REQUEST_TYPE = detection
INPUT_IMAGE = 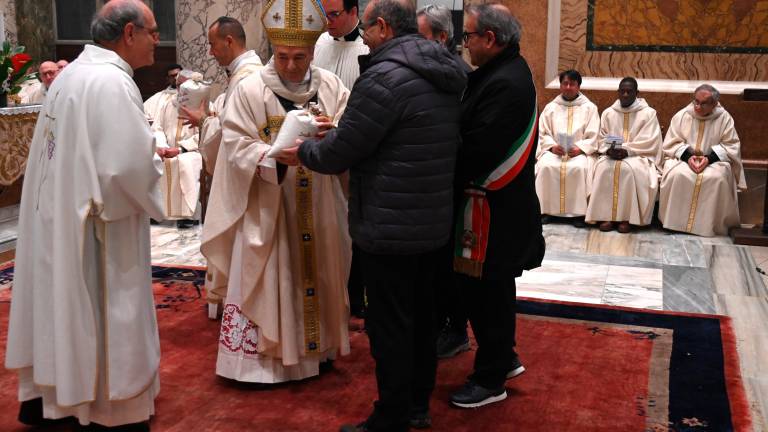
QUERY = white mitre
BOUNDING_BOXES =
[262,0,327,47]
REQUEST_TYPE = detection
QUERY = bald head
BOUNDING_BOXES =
[91,0,158,69]
[38,61,59,88]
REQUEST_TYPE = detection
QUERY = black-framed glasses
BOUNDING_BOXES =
[134,23,160,40]
[462,31,480,42]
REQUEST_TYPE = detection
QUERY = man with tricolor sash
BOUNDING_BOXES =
[450,3,544,409]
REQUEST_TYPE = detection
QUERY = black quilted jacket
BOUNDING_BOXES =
[299,33,467,255]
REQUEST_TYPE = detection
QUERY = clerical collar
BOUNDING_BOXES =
[334,21,362,42]
[227,50,257,74]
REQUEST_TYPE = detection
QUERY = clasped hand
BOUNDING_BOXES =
[273,115,334,167]
[551,145,582,158]
[607,147,628,160]
[687,155,709,174]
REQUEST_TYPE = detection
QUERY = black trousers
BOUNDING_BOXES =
[435,246,468,333]
[347,250,366,317]
[457,274,517,389]
[357,245,440,432]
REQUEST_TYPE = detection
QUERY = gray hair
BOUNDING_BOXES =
[417,5,454,50]
[695,84,720,102]
[91,0,146,44]
[466,3,521,46]
[366,0,418,38]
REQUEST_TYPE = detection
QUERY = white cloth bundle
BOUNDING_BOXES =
[177,71,210,115]
[266,109,319,158]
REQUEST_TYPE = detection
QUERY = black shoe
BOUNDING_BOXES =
[80,421,150,431]
[450,381,507,408]
[506,353,526,379]
[339,422,369,432]
[409,411,432,429]
[436,329,470,359]
[541,215,553,224]
[319,359,334,374]
[572,217,587,228]
[18,398,45,426]
[176,219,195,229]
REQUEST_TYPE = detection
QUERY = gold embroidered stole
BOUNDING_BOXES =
[559,106,574,214]
[686,121,707,232]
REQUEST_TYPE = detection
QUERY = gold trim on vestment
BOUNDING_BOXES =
[559,159,567,214]
[258,116,286,143]
[695,121,705,154]
[611,161,622,221]
[622,112,630,143]
[295,166,321,353]
[559,106,574,215]
[175,118,184,147]
[164,158,173,216]
[94,212,109,399]
[686,173,704,232]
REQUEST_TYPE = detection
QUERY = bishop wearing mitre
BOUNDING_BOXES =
[201,0,352,383]
[658,84,746,236]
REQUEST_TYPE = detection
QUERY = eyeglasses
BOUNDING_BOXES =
[693,99,714,108]
[326,10,345,20]
[134,23,160,41]
[462,31,480,42]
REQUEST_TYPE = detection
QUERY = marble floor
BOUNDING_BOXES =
[148,221,768,428]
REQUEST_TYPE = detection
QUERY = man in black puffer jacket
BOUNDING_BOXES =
[288,0,466,430]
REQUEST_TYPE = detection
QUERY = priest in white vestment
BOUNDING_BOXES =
[201,0,351,383]
[150,69,204,223]
[313,0,369,90]
[143,63,181,122]
[19,61,59,104]
[186,17,263,176]
[659,84,746,237]
[535,70,600,224]
[586,77,662,232]
[178,16,263,317]
[5,1,164,429]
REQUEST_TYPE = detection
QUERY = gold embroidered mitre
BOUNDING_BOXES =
[262,0,327,47]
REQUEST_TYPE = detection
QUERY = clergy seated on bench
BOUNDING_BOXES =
[535,69,600,227]
[148,68,204,229]
[585,77,663,233]
[658,84,746,237]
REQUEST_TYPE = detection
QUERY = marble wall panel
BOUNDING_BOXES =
[15,0,55,65]
[1,0,16,44]
[559,0,768,82]
[491,0,768,164]
[590,0,768,49]
[177,0,270,91]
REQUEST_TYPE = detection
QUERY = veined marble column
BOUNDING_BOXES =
[176,0,270,90]
[1,0,17,44]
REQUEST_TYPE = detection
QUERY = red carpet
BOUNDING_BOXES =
[0,263,752,431]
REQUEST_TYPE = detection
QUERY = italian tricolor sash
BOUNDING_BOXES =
[454,104,538,278]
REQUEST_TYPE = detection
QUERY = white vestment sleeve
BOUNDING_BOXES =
[91,79,164,222]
